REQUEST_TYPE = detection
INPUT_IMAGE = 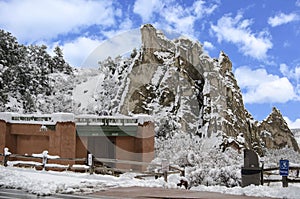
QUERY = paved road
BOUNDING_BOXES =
[91,186,278,199]
[0,188,107,199]
[1,187,278,199]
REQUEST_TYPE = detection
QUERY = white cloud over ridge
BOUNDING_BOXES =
[0,0,118,43]
[284,117,300,129]
[203,41,214,50]
[235,66,297,104]
[268,12,299,27]
[56,37,102,67]
[134,0,218,37]
[82,29,141,67]
[211,13,273,60]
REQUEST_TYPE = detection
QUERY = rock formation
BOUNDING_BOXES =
[117,24,299,154]
[259,107,299,151]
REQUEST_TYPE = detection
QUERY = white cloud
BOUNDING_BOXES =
[280,63,300,96]
[0,0,118,43]
[235,66,297,104]
[53,37,102,67]
[297,0,300,7]
[284,117,300,129]
[133,0,163,21]
[134,0,219,37]
[268,12,299,27]
[211,13,273,60]
[82,29,141,67]
[162,1,218,36]
[203,41,214,50]
[280,63,300,81]
[119,17,134,31]
[193,0,218,18]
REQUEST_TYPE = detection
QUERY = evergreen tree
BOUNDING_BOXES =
[0,29,25,67]
[0,29,74,113]
[27,45,52,95]
[52,46,73,74]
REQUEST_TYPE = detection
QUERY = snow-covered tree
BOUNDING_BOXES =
[52,46,73,74]
[0,29,74,113]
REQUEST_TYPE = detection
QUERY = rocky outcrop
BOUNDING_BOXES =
[259,107,299,152]
[116,24,298,154]
[120,24,205,134]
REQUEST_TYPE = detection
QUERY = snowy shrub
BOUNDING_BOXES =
[262,147,300,167]
[185,149,242,187]
[154,132,243,188]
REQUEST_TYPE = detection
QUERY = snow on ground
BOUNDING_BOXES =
[192,184,300,199]
[1,166,300,198]
[0,166,166,196]
[72,70,104,110]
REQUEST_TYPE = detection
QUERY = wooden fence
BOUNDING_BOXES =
[263,166,300,185]
[0,150,185,183]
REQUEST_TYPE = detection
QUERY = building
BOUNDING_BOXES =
[0,112,154,171]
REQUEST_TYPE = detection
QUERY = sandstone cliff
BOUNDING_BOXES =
[98,24,299,154]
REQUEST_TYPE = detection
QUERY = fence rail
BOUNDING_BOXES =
[0,150,184,182]
[263,166,300,172]
[262,166,300,186]
[94,157,160,166]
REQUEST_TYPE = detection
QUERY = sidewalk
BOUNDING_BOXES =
[92,186,277,199]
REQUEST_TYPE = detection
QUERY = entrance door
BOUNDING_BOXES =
[88,136,115,167]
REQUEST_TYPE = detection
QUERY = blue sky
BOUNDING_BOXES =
[0,0,300,128]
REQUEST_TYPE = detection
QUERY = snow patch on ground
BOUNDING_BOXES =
[73,71,104,111]
[192,184,300,199]
[0,166,166,196]
[0,166,300,198]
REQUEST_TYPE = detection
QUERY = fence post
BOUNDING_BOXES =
[42,150,48,170]
[261,161,264,185]
[181,166,185,177]
[4,147,11,167]
[88,153,94,175]
[163,171,168,182]
[161,159,169,182]
[282,176,288,187]
[279,159,289,187]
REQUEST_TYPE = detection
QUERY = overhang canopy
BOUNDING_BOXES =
[76,125,138,137]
